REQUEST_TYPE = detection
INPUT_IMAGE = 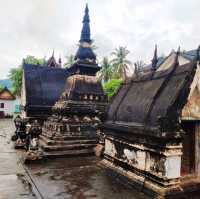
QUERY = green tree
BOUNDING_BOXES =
[9,55,45,96]
[64,55,75,68]
[111,46,132,80]
[23,55,46,65]
[134,60,146,75]
[98,57,112,82]
[103,79,123,100]
[9,67,23,96]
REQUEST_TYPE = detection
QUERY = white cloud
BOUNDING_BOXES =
[0,0,199,78]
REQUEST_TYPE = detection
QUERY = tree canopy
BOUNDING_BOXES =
[23,55,46,65]
[64,55,75,68]
[98,57,112,82]
[103,79,123,100]
[111,46,132,80]
[8,55,45,96]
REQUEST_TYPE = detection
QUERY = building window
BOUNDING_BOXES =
[0,103,4,108]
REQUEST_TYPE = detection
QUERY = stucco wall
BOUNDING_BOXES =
[0,100,15,115]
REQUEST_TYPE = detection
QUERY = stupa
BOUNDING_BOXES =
[39,4,108,157]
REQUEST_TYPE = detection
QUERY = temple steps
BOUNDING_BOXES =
[39,139,97,152]
[40,132,97,141]
[39,134,98,145]
[42,148,94,158]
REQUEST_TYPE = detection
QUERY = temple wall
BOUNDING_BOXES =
[104,136,182,181]
[182,63,200,120]
[165,156,181,179]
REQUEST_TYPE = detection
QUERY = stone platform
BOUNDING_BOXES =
[39,116,101,158]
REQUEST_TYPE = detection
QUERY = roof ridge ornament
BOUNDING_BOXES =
[174,46,180,66]
[46,50,59,67]
[58,55,62,67]
[196,45,200,62]
[151,44,158,71]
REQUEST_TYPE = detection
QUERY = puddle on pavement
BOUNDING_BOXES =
[26,157,150,199]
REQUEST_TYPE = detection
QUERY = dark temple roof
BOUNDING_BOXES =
[144,48,200,71]
[68,60,100,76]
[106,60,197,133]
[23,64,69,115]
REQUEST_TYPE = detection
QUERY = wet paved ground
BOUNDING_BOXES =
[27,157,150,199]
[0,119,35,199]
[0,119,150,199]
[3,119,200,199]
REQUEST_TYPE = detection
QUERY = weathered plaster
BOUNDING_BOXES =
[165,156,181,179]
[182,63,200,120]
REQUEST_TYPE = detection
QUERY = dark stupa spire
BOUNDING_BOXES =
[80,4,91,43]
[152,44,158,70]
[74,4,96,63]
[68,4,100,76]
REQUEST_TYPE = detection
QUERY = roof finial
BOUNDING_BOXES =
[174,46,180,66]
[80,4,91,43]
[58,55,62,67]
[196,45,200,62]
[151,44,158,70]
[177,46,180,54]
[52,49,55,57]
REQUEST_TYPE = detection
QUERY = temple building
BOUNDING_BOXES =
[46,51,62,68]
[21,53,69,120]
[102,47,200,198]
[39,4,108,157]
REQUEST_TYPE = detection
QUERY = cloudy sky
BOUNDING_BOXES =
[0,0,199,78]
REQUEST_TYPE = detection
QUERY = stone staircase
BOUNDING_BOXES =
[39,125,99,158]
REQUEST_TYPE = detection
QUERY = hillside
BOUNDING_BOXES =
[0,79,13,90]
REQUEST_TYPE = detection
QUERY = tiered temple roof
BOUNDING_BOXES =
[105,50,198,134]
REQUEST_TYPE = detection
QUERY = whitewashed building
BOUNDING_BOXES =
[0,87,16,117]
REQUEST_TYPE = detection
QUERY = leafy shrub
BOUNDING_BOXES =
[103,79,123,100]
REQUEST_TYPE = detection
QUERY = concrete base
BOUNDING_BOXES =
[101,159,200,199]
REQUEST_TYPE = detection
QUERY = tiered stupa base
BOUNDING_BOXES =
[39,115,101,158]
